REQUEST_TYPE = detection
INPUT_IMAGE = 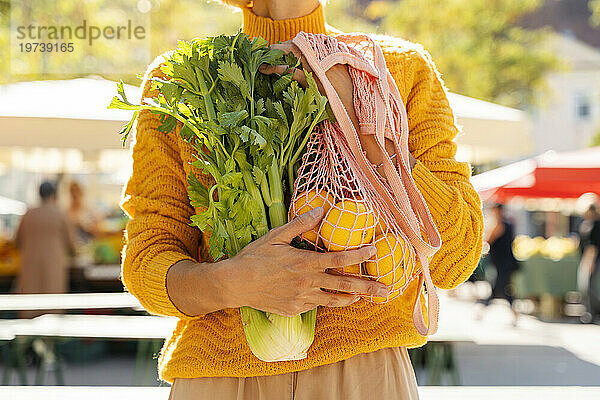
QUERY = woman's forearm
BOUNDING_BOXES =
[326,65,416,171]
[166,259,234,316]
[164,212,385,318]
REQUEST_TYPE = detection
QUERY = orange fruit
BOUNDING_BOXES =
[374,218,388,236]
[340,263,362,275]
[365,233,412,303]
[320,200,375,251]
[293,189,334,245]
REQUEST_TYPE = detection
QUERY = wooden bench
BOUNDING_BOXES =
[1,314,177,386]
[0,294,156,386]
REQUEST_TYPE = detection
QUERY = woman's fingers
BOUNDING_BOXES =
[313,291,361,308]
[259,64,308,88]
[267,207,324,244]
[317,273,389,297]
[259,40,315,89]
[317,245,377,269]
[271,41,304,61]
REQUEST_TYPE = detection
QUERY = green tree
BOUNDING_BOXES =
[590,129,600,147]
[0,0,242,85]
[589,0,600,147]
[591,0,600,26]
[2,0,560,108]
[378,0,559,108]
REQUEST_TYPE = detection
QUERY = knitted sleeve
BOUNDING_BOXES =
[388,46,484,289]
[119,56,199,318]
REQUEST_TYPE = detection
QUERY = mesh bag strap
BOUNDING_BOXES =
[292,32,441,336]
[370,38,441,335]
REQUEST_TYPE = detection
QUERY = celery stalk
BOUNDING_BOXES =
[238,155,317,362]
[241,169,269,237]
[111,33,327,363]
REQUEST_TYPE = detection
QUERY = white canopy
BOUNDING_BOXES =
[447,93,532,164]
[0,195,27,215]
[0,78,141,151]
[0,78,531,163]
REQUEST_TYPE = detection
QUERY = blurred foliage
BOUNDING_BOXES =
[512,235,578,261]
[0,0,242,85]
[582,0,600,147]
[377,0,559,108]
[591,0,600,26]
[1,0,560,109]
[0,1,8,81]
[8,1,152,77]
[590,127,600,147]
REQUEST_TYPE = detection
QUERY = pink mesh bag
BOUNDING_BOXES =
[289,32,442,336]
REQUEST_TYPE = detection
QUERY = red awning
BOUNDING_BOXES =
[472,147,600,202]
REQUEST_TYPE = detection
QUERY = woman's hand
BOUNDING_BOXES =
[219,207,389,317]
[167,207,387,317]
[259,40,360,133]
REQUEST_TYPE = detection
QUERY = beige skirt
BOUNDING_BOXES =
[168,347,419,400]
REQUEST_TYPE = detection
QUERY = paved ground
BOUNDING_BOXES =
[1,355,158,387]
[432,285,600,386]
[1,284,599,386]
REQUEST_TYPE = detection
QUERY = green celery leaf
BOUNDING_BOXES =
[116,110,138,144]
[218,61,251,100]
[223,172,243,188]
[251,165,265,185]
[172,63,198,92]
[273,101,288,132]
[241,126,266,148]
[156,114,178,133]
[190,211,212,232]
[176,40,193,57]
[208,230,225,261]
[250,36,269,52]
[187,173,209,210]
[273,73,293,96]
[219,110,249,127]
[179,124,195,141]
[255,98,265,115]
[108,96,138,111]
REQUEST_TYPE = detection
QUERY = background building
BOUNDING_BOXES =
[530,34,600,154]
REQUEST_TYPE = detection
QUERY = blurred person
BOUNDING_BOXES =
[120,1,484,398]
[577,204,600,323]
[67,181,100,245]
[479,203,520,325]
[13,181,77,319]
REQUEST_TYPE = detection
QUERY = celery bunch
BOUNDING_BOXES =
[110,32,330,361]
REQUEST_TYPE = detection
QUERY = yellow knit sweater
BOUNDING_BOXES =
[120,3,483,382]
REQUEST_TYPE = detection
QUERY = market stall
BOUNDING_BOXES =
[511,235,581,319]
[472,147,600,202]
[472,148,600,319]
[0,78,138,293]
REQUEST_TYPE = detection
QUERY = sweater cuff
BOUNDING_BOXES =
[411,160,457,229]
[143,251,196,319]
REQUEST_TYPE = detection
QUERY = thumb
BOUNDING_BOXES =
[270,207,325,244]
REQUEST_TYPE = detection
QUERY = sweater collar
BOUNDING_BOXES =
[242,3,327,44]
